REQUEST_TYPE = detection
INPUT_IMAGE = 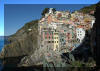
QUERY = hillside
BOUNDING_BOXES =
[79,2,100,14]
[0,20,39,58]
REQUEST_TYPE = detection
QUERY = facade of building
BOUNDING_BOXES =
[76,28,85,43]
[38,8,95,52]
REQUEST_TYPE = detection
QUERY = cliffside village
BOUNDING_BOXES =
[38,8,95,53]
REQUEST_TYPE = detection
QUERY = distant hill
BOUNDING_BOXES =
[79,2,100,14]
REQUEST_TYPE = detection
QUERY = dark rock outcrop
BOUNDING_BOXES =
[71,30,93,62]
[94,2,100,67]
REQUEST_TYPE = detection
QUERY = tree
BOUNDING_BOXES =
[41,8,49,16]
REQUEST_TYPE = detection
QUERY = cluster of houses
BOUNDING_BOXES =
[38,8,95,53]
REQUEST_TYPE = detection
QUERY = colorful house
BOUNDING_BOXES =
[38,8,95,52]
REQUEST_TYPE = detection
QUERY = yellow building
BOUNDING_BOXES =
[53,31,59,51]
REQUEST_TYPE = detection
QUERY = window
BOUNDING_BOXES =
[78,34,80,36]
[64,30,66,32]
[49,36,50,39]
[77,39,79,42]
[44,28,46,30]
[52,41,54,43]
[62,39,64,41]
[55,30,56,32]
[57,41,58,43]
[48,41,51,43]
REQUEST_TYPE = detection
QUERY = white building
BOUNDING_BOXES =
[91,20,95,28]
[76,28,85,43]
[47,22,56,30]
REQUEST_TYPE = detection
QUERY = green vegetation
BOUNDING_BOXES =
[22,20,38,30]
[79,2,100,14]
[79,4,96,14]
[41,8,49,16]
[19,20,38,34]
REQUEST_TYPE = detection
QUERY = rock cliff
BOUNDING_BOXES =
[0,20,38,58]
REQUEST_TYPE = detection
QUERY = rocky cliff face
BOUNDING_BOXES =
[0,20,38,58]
